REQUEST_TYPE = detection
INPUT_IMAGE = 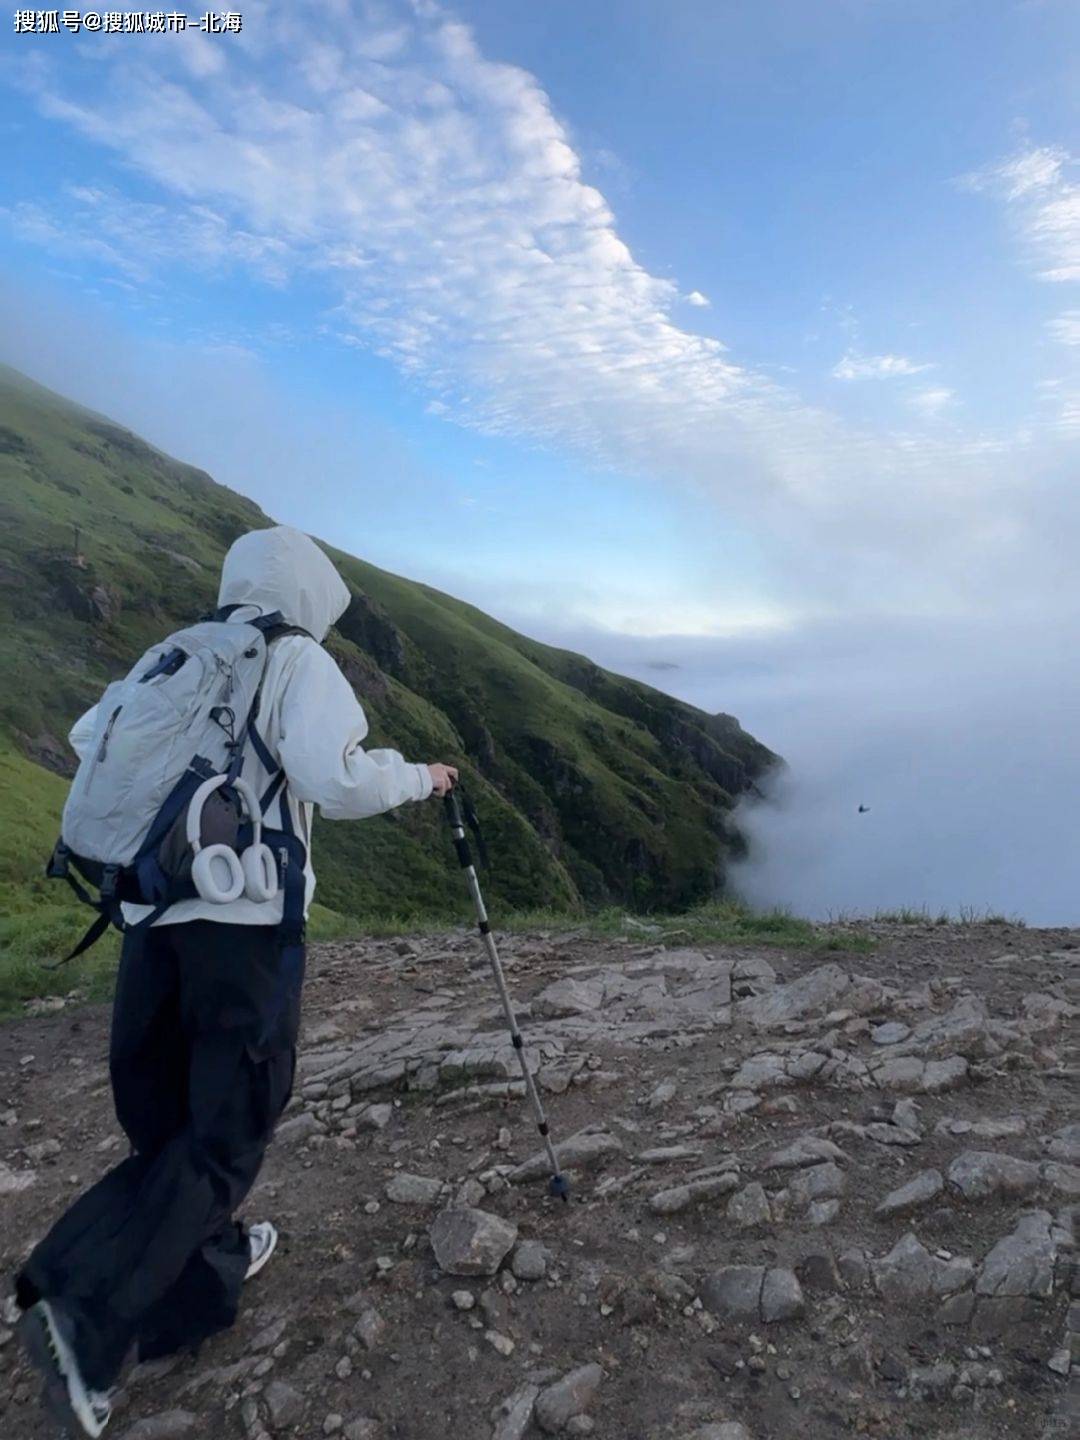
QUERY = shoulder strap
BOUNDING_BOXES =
[238,619,313,793]
[260,622,312,644]
[204,604,314,646]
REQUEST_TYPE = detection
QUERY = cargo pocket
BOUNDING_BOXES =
[244,1042,297,1145]
[247,941,306,1063]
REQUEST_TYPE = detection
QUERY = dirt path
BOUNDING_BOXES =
[1,921,1078,1440]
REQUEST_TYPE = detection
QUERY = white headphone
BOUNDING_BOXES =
[187,775,279,905]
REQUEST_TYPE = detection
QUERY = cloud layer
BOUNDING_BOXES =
[5,3,1075,624]
[548,613,1080,926]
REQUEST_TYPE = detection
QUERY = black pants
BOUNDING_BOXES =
[16,921,303,1390]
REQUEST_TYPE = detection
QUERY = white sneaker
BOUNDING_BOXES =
[245,1221,278,1281]
[18,1298,112,1437]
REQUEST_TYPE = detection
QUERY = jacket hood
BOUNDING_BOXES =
[217,526,351,642]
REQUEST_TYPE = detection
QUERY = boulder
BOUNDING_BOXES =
[265,1380,305,1428]
[976,1211,1057,1299]
[872,1233,974,1303]
[0,1160,35,1195]
[907,1363,956,1403]
[352,1307,386,1351]
[650,1172,739,1215]
[532,977,605,1019]
[735,964,852,1028]
[937,1114,1025,1141]
[700,1266,764,1319]
[838,1248,871,1288]
[920,1057,970,1093]
[511,1127,622,1183]
[1043,1162,1080,1199]
[946,1151,1041,1202]
[492,1385,540,1440]
[760,1268,805,1322]
[807,1198,841,1227]
[726,1183,771,1230]
[511,1240,552,1281]
[871,1022,911,1045]
[385,1173,444,1206]
[700,1266,804,1323]
[1047,1123,1080,1165]
[728,1054,790,1091]
[430,1207,518,1277]
[343,1422,381,1440]
[534,1364,604,1434]
[646,1081,678,1110]
[875,1170,944,1218]
[898,994,994,1059]
[762,1136,848,1170]
[870,1057,925,1092]
[788,1162,845,1206]
[275,1112,322,1146]
[123,1415,198,1440]
[1019,992,1074,1033]
[355,1104,393,1132]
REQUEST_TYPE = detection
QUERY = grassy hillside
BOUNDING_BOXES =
[0,363,779,983]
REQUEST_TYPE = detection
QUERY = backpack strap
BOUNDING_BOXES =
[254,826,308,1050]
[231,617,313,818]
[205,604,312,646]
[44,846,128,968]
[245,723,278,779]
[253,617,312,644]
[260,768,287,816]
[221,616,310,784]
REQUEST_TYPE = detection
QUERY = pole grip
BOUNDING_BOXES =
[444,790,472,868]
[444,791,465,829]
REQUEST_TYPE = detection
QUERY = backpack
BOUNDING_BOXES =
[47,607,309,963]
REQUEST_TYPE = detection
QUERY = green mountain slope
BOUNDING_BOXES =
[0,363,778,934]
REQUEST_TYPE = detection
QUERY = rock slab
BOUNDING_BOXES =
[700,1267,804,1323]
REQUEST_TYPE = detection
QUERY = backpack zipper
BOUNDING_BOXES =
[97,705,122,764]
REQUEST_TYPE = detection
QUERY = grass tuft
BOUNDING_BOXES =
[493,899,874,953]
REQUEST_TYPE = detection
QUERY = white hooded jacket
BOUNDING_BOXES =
[68,526,433,927]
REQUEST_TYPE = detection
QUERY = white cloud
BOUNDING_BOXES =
[966,145,1080,282]
[909,386,955,414]
[1054,385,1080,429]
[685,289,711,307]
[2,3,1075,620]
[2,186,292,284]
[177,31,226,80]
[1047,310,1080,346]
[832,353,932,381]
[967,145,1068,201]
[969,149,1080,438]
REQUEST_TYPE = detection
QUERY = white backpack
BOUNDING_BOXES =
[49,610,306,959]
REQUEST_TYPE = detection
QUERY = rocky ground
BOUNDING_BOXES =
[1,920,1078,1440]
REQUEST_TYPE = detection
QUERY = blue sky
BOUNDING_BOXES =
[2,1,1078,917]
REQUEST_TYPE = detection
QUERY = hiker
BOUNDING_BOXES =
[14,525,458,1437]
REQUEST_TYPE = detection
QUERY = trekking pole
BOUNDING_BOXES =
[443,789,570,1202]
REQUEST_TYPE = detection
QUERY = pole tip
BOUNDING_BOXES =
[548,1174,571,1202]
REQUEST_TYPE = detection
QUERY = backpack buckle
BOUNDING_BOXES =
[46,842,71,880]
[100,865,120,901]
